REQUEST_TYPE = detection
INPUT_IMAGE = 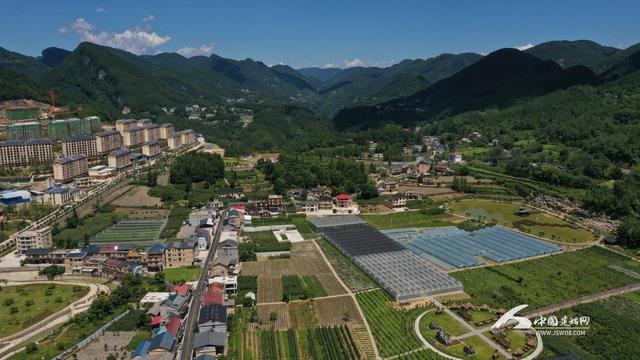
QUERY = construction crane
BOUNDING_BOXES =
[48,90,56,110]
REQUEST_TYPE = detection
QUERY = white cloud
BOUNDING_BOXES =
[344,58,364,67]
[71,18,95,32]
[177,44,215,57]
[142,15,155,22]
[322,63,336,69]
[59,17,171,55]
[515,43,534,51]
[84,29,171,54]
[95,6,105,13]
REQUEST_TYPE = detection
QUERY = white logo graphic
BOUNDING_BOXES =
[491,304,532,330]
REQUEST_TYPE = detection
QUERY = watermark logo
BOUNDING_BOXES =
[492,304,590,336]
[492,304,532,330]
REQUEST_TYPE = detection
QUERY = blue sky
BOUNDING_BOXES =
[1,0,639,68]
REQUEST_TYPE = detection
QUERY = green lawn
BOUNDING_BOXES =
[362,212,457,230]
[448,199,595,243]
[163,266,202,283]
[248,214,316,238]
[244,231,291,252]
[54,211,127,247]
[453,246,640,310]
[0,284,88,338]
[420,310,469,337]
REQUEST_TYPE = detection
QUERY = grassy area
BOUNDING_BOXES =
[448,198,595,243]
[163,266,202,283]
[245,231,291,252]
[54,210,126,247]
[127,330,151,350]
[419,310,469,337]
[248,214,316,238]
[362,212,458,230]
[453,246,640,310]
[8,314,117,360]
[160,206,191,239]
[0,284,88,338]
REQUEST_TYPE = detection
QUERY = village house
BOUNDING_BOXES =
[385,193,408,210]
[218,187,244,199]
[306,186,332,201]
[197,303,228,333]
[164,239,199,268]
[194,332,226,358]
[449,151,463,163]
[377,179,400,195]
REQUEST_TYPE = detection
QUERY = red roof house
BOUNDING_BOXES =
[150,315,163,327]
[203,290,224,306]
[166,316,182,334]
[173,283,192,297]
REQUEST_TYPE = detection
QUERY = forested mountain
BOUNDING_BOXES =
[333,48,599,129]
[39,47,72,67]
[526,40,620,69]
[297,67,343,83]
[310,53,481,115]
[0,39,636,123]
[0,68,48,101]
[0,47,50,79]
[598,45,640,81]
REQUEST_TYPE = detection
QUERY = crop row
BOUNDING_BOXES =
[356,290,423,357]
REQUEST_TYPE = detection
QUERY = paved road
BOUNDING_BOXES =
[180,210,226,360]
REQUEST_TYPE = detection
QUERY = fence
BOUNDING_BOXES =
[52,309,131,360]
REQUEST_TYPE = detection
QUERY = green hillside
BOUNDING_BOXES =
[333,48,599,129]
[526,40,620,69]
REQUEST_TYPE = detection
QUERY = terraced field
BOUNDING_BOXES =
[90,219,166,244]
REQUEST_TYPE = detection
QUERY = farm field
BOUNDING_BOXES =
[111,185,163,207]
[250,303,291,331]
[315,295,364,327]
[355,289,426,358]
[316,238,377,292]
[0,284,89,338]
[90,219,166,245]
[163,266,202,283]
[244,241,347,303]
[54,210,127,246]
[447,199,595,243]
[258,276,283,303]
[541,294,640,360]
[453,246,640,310]
[362,212,459,230]
[254,326,362,360]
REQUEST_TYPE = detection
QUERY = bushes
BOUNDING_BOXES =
[169,152,224,185]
